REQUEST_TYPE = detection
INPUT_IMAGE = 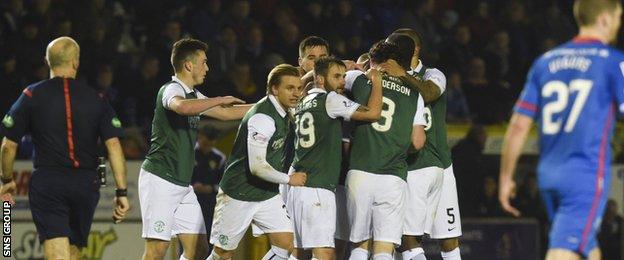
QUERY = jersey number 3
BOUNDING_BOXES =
[542,79,592,134]
[372,97,396,132]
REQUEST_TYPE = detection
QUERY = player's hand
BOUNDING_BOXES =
[219,96,246,107]
[379,59,407,77]
[499,177,521,217]
[365,68,381,81]
[343,60,364,71]
[0,180,16,206]
[112,196,130,224]
[288,172,307,186]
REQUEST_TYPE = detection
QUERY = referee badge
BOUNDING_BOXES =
[2,115,13,128]
[111,118,122,128]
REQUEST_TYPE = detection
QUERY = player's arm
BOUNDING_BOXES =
[163,86,244,116]
[381,59,444,103]
[350,68,383,122]
[411,94,427,150]
[499,113,533,217]
[0,89,33,204]
[247,114,306,186]
[201,104,254,121]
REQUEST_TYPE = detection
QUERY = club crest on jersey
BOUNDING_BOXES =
[188,115,200,130]
[272,137,285,149]
[2,115,13,128]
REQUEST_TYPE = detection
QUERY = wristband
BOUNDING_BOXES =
[115,188,128,197]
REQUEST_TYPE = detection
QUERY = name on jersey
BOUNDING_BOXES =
[548,56,592,73]
[295,99,318,113]
[382,79,411,96]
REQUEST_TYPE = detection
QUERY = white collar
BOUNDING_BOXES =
[307,88,327,94]
[411,59,424,74]
[171,76,194,94]
[268,95,287,118]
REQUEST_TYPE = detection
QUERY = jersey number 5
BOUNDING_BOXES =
[542,79,592,134]
[296,112,316,148]
[372,97,396,132]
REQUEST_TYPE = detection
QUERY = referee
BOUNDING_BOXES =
[0,37,130,259]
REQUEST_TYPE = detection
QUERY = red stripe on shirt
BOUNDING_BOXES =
[572,37,604,44]
[22,88,32,98]
[516,100,537,112]
[579,105,613,253]
[63,78,80,168]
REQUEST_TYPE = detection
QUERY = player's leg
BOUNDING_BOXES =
[174,187,210,259]
[545,249,581,260]
[68,171,101,260]
[372,174,407,260]
[139,169,189,260]
[207,189,257,259]
[254,195,296,259]
[346,170,375,260]
[69,245,81,260]
[334,185,351,259]
[43,237,70,259]
[546,178,609,260]
[29,170,73,259]
[401,167,444,260]
[430,167,462,260]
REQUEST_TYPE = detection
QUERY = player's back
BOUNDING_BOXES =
[516,38,624,187]
[347,70,421,180]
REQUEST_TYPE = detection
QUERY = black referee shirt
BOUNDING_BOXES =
[0,77,124,170]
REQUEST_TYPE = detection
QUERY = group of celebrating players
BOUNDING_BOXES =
[137,25,462,260]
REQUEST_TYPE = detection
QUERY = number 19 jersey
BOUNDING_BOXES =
[515,38,624,187]
[345,70,425,180]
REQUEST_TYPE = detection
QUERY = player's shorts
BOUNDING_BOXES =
[139,169,206,241]
[210,189,293,251]
[540,173,609,257]
[29,168,100,247]
[334,185,351,241]
[404,166,444,236]
[346,169,407,245]
[430,165,462,239]
[287,186,336,249]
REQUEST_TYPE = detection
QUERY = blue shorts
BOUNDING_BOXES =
[540,177,608,257]
[29,168,100,247]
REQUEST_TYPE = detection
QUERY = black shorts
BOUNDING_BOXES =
[28,168,100,247]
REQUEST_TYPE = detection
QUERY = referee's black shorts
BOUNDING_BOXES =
[28,168,100,247]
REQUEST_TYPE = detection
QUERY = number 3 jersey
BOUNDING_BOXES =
[291,88,360,191]
[345,70,426,180]
[515,38,624,187]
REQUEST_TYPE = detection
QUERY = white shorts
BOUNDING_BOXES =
[430,165,462,239]
[346,170,407,245]
[287,186,336,249]
[334,185,350,241]
[404,167,444,236]
[139,169,206,241]
[210,189,293,250]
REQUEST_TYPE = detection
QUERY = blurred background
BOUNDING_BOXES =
[1,0,623,259]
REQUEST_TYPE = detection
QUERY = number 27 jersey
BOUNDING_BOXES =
[515,38,624,184]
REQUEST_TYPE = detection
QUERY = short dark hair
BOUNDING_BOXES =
[314,57,346,78]
[171,38,208,72]
[198,125,219,140]
[573,0,621,26]
[392,28,423,49]
[298,36,330,58]
[266,64,300,94]
[385,33,415,70]
[369,41,402,68]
